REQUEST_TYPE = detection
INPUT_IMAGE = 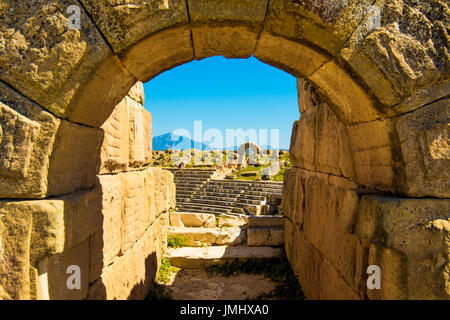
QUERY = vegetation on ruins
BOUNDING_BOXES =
[167,235,190,248]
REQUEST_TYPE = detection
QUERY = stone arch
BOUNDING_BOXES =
[0,0,448,300]
[237,142,262,165]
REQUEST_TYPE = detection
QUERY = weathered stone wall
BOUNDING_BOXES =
[283,79,449,299]
[0,84,175,300]
[0,0,448,300]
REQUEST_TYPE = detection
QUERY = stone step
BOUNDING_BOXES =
[216,214,248,227]
[175,182,206,188]
[196,192,265,201]
[170,212,216,228]
[168,227,246,247]
[196,188,244,195]
[247,227,284,247]
[194,195,240,202]
[247,215,285,228]
[166,246,283,268]
[206,184,282,193]
[176,186,200,192]
[210,180,283,188]
[237,198,265,205]
[169,169,217,173]
[174,177,209,183]
[175,207,224,216]
[178,203,231,214]
[189,198,238,207]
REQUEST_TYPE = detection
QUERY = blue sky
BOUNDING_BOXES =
[143,56,299,150]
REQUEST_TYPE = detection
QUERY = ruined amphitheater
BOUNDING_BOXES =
[0,0,449,300]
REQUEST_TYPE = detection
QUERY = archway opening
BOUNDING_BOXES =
[1,0,448,301]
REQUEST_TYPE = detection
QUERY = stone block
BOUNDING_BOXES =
[89,175,123,282]
[80,0,189,52]
[341,0,450,111]
[247,228,284,246]
[0,82,102,198]
[99,97,130,174]
[264,0,375,55]
[121,170,150,253]
[35,238,90,300]
[395,98,450,198]
[189,0,268,59]
[87,215,166,300]
[355,195,450,299]
[247,215,284,228]
[170,212,216,228]
[310,61,380,123]
[0,0,134,127]
[122,26,194,82]
[217,214,248,227]
[254,32,329,78]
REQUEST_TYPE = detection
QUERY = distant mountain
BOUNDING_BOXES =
[152,133,289,151]
[152,132,211,151]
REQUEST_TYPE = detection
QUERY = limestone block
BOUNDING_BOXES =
[87,215,166,300]
[216,227,246,246]
[122,26,194,82]
[127,82,145,105]
[254,32,329,78]
[341,0,450,111]
[264,0,375,55]
[366,244,408,300]
[0,82,57,198]
[247,215,284,228]
[121,170,150,253]
[283,168,360,286]
[120,168,175,254]
[297,78,321,114]
[168,227,246,246]
[0,0,135,127]
[395,98,450,198]
[89,175,123,282]
[292,228,362,300]
[309,61,381,123]
[281,167,304,229]
[290,98,357,178]
[0,82,103,198]
[0,207,33,300]
[80,0,189,53]
[99,88,152,174]
[35,238,90,300]
[302,172,360,285]
[127,97,152,166]
[46,120,103,196]
[0,187,102,274]
[289,109,316,170]
[151,168,176,213]
[99,97,130,174]
[143,109,153,164]
[188,0,268,59]
[217,214,248,228]
[127,97,145,164]
[355,195,450,299]
[347,118,399,191]
[247,228,284,246]
[170,212,216,228]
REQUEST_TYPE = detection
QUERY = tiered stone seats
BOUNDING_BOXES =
[170,168,283,216]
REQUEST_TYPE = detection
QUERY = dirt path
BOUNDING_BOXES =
[159,268,279,300]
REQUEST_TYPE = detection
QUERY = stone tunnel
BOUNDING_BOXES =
[0,0,448,299]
